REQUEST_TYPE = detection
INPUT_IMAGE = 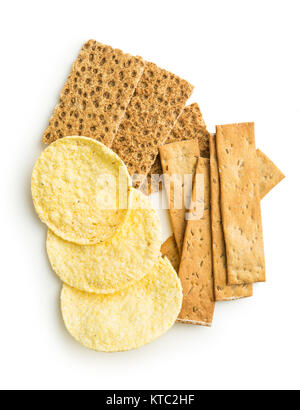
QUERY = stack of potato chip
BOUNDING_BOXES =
[32,136,183,352]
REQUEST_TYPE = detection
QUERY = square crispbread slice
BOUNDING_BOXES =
[177,158,215,326]
[141,103,210,195]
[161,235,180,274]
[257,149,285,199]
[42,40,145,146]
[216,123,266,285]
[111,62,194,185]
[210,134,253,301]
[160,139,200,254]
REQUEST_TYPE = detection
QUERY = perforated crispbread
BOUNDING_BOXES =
[32,136,131,245]
[216,123,266,285]
[143,103,210,194]
[111,62,194,185]
[47,189,162,294]
[61,257,183,352]
[42,40,145,146]
[160,139,200,254]
[177,158,215,326]
[210,134,253,301]
[257,149,285,198]
[161,235,180,273]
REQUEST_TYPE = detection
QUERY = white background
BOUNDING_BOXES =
[0,0,299,390]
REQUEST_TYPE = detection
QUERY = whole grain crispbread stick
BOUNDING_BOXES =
[160,139,200,254]
[177,158,215,326]
[210,133,253,300]
[257,149,285,199]
[161,235,181,274]
[216,123,266,285]
[161,143,284,301]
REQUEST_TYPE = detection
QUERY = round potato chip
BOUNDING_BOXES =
[32,136,131,245]
[47,189,162,294]
[61,257,183,352]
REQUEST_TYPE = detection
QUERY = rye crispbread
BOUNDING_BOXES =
[177,158,215,326]
[160,139,200,254]
[43,40,145,146]
[111,62,194,186]
[216,123,266,285]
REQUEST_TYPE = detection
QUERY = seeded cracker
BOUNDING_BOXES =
[161,144,284,301]
[111,62,194,186]
[160,139,200,254]
[257,149,285,198]
[216,123,266,285]
[177,158,215,326]
[210,134,253,300]
[43,40,145,147]
[161,235,180,273]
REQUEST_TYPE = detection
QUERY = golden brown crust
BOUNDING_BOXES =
[112,62,194,185]
[161,235,180,273]
[42,40,145,146]
[257,149,285,198]
[216,123,266,285]
[210,136,284,299]
[160,142,283,303]
[160,139,200,254]
[178,158,215,326]
[209,134,253,301]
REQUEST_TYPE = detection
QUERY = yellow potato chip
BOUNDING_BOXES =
[61,257,183,352]
[32,136,131,245]
[47,189,162,294]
